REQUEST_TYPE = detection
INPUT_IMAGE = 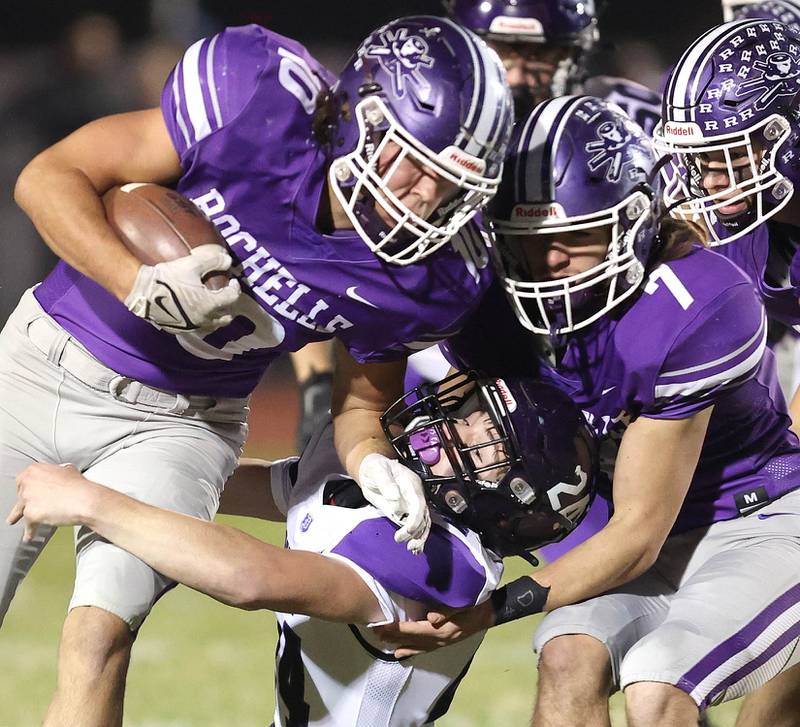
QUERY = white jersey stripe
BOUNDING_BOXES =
[182,37,213,143]
[171,61,191,148]
[205,33,223,129]
[659,311,766,378]
[654,321,766,399]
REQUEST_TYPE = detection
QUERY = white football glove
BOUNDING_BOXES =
[125,244,241,334]
[358,453,432,555]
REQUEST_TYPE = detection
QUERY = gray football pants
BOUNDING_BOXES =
[0,289,248,629]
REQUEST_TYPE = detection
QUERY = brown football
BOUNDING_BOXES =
[102,183,230,290]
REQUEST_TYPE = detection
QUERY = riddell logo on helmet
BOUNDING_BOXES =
[511,203,566,219]
[495,379,517,413]
[440,146,487,175]
[488,16,545,38]
[663,121,702,139]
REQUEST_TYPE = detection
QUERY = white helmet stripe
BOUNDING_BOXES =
[447,18,510,162]
[522,96,580,202]
[668,22,744,122]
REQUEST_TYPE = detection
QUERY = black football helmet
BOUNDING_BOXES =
[381,370,596,563]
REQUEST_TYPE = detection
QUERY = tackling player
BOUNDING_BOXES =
[1,17,513,726]
[9,372,596,727]
[291,0,666,431]
[377,97,800,726]
[658,8,800,727]
[445,0,663,133]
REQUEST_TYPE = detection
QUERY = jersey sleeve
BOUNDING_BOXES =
[160,24,334,162]
[645,282,767,419]
[329,518,501,609]
[161,26,263,159]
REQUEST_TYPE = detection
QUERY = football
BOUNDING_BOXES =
[102,183,230,290]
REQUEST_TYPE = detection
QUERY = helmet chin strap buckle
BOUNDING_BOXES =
[408,426,443,466]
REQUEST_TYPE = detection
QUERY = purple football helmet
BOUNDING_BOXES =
[445,1,599,117]
[382,370,596,561]
[445,0,598,45]
[722,0,800,31]
[656,19,800,244]
[488,95,662,335]
[328,16,514,265]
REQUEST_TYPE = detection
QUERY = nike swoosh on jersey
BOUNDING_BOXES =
[345,286,379,308]
[757,512,796,520]
[601,386,616,396]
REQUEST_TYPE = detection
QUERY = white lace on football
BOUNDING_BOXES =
[489,190,653,335]
[329,97,501,265]
[654,114,794,245]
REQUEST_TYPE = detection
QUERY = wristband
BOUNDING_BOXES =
[489,576,550,626]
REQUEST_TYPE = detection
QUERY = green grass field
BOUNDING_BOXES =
[0,520,744,727]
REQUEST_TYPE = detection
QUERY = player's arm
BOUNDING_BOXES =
[9,464,385,624]
[14,109,182,301]
[377,408,712,654]
[331,340,405,473]
[331,341,431,552]
[291,341,335,452]
[217,458,287,521]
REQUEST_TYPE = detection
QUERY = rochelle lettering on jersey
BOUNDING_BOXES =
[192,188,354,335]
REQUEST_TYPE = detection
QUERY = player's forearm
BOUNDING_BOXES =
[333,407,396,478]
[15,158,140,301]
[81,484,289,609]
[217,458,286,521]
[528,515,662,612]
[82,484,379,622]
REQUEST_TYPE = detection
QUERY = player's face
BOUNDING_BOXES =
[696,146,763,216]
[523,226,612,282]
[429,409,510,483]
[489,40,573,105]
[374,141,461,226]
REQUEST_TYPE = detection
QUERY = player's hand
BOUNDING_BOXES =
[374,601,494,657]
[7,463,95,542]
[357,453,432,554]
[125,244,241,334]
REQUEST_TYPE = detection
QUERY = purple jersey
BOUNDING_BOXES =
[584,75,662,137]
[33,25,492,398]
[714,221,800,333]
[449,246,800,534]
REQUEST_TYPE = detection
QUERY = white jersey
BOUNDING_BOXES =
[269,421,503,727]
